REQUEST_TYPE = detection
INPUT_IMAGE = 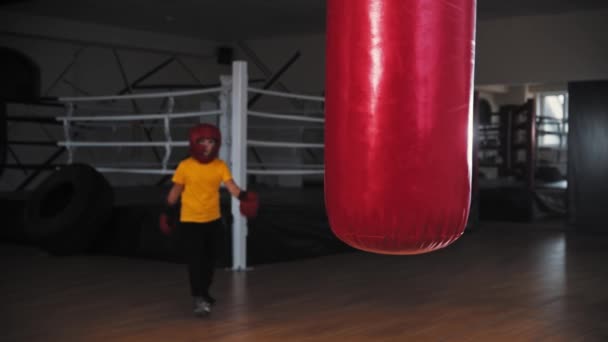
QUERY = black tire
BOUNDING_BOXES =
[23,164,113,255]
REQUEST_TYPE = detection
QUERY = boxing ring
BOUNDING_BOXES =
[54,61,325,270]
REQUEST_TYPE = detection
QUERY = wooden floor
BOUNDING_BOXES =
[2,221,607,341]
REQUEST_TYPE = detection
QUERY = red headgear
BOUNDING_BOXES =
[189,123,221,163]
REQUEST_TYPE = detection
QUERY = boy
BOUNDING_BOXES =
[160,123,258,316]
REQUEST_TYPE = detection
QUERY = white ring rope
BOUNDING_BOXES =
[59,140,324,149]
[58,141,189,147]
[248,87,325,102]
[57,110,222,122]
[247,140,324,149]
[95,167,324,176]
[96,167,176,175]
[97,161,172,167]
[58,87,223,102]
[52,66,329,180]
[248,162,324,169]
[70,122,208,129]
[72,105,138,113]
[248,110,324,123]
[247,169,324,176]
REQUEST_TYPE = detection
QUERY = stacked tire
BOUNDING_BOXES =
[23,164,113,255]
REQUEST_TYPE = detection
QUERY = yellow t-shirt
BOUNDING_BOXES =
[172,157,233,223]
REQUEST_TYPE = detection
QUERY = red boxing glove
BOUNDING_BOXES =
[159,213,174,236]
[159,204,178,236]
[238,191,259,219]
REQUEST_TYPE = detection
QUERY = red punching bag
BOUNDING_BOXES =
[325,0,476,254]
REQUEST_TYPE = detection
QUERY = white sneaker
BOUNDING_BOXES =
[193,297,211,316]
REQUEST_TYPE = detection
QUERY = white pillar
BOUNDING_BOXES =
[230,61,248,271]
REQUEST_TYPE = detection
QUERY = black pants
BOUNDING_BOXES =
[178,219,222,297]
